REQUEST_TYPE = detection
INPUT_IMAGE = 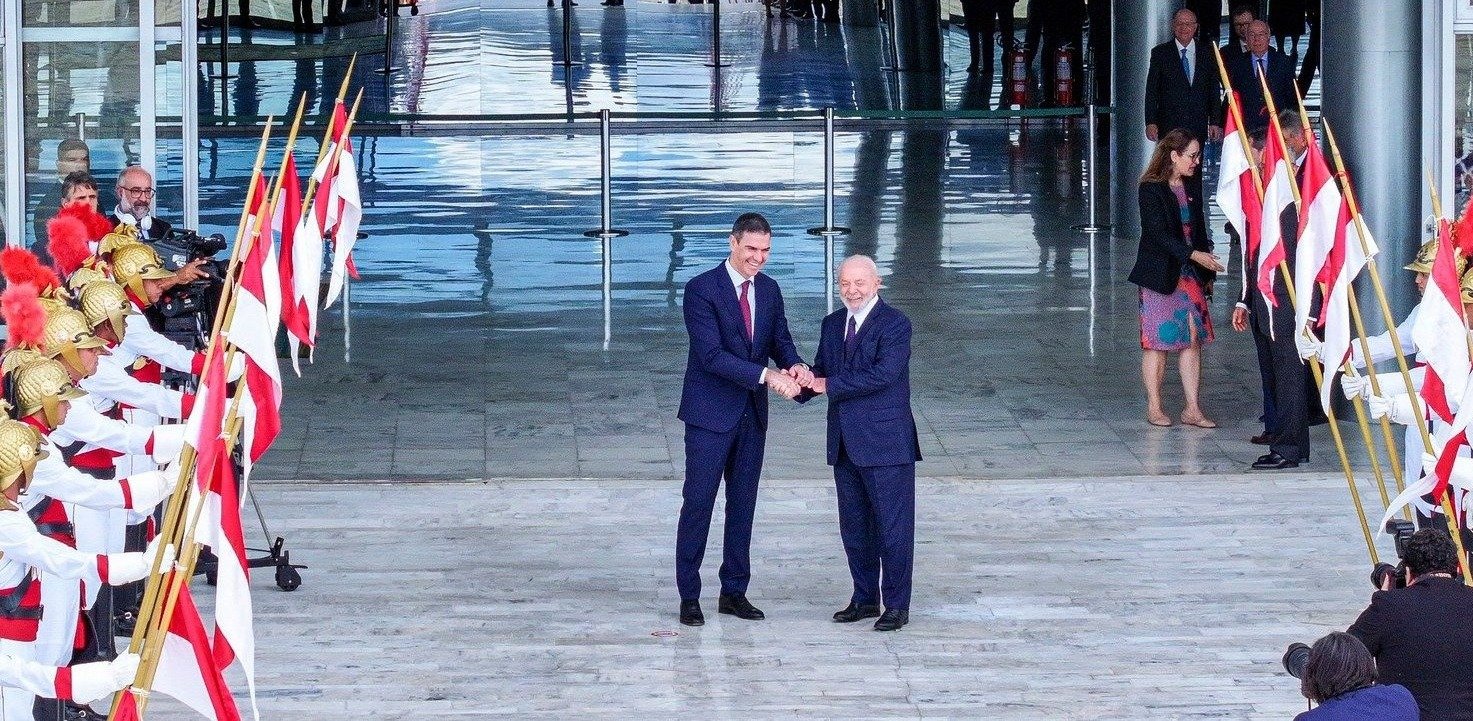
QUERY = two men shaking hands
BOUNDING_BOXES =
[675,212,921,632]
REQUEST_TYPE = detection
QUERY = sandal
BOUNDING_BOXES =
[1147,412,1172,427]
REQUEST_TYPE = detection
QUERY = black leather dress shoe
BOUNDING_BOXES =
[679,600,704,627]
[717,594,765,620]
[832,602,881,623]
[874,608,908,631]
[1251,452,1299,470]
[1250,432,1276,445]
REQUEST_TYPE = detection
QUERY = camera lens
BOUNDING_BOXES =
[1282,643,1311,679]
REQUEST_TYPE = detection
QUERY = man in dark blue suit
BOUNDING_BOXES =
[1225,20,1296,133]
[675,212,809,627]
[798,256,921,632]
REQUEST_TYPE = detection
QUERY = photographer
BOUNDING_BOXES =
[1347,528,1473,720]
[1290,632,1417,720]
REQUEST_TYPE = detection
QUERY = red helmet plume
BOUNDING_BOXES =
[0,283,44,350]
[46,214,92,277]
[0,248,60,295]
[56,203,114,242]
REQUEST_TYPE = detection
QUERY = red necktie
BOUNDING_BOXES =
[739,280,753,341]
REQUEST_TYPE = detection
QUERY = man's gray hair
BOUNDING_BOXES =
[839,254,880,279]
[116,165,150,188]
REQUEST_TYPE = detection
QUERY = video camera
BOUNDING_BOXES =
[1371,519,1418,590]
[145,228,229,355]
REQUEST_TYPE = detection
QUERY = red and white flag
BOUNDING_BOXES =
[313,101,362,309]
[1294,130,1341,334]
[1314,200,1377,411]
[1411,221,1470,423]
[1256,116,1295,310]
[275,152,318,376]
[226,176,283,475]
[149,583,243,721]
[197,447,259,720]
[1215,93,1262,295]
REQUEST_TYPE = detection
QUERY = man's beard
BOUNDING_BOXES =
[119,199,152,218]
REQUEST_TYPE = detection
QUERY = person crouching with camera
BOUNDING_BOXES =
[1346,528,1473,720]
[1287,632,1417,720]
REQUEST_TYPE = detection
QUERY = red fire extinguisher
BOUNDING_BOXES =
[1007,44,1029,109]
[1053,44,1076,107]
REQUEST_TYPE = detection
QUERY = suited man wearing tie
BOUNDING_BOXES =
[798,256,921,632]
[1225,20,1297,133]
[1144,9,1222,147]
[675,212,809,627]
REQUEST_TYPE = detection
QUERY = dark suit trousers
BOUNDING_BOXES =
[1252,323,1309,460]
[834,445,915,610]
[676,402,765,601]
[1250,323,1280,434]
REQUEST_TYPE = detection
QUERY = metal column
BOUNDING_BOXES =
[889,0,943,73]
[1109,0,1173,238]
[1322,0,1423,327]
[2,0,21,247]
[183,0,200,229]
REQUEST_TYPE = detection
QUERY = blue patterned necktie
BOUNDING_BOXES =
[1181,47,1191,83]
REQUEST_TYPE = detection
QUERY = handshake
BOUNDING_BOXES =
[767,364,826,400]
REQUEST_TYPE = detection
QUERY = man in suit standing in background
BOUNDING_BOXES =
[799,255,921,632]
[1225,19,1296,133]
[675,212,810,627]
[1144,8,1222,146]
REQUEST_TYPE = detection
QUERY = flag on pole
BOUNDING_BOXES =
[198,447,259,720]
[1314,201,1378,411]
[1257,117,1295,310]
[149,583,243,721]
[1294,130,1341,334]
[314,100,363,309]
[275,152,316,377]
[226,177,283,473]
[1215,91,1262,295]
[1411,220,1470,423]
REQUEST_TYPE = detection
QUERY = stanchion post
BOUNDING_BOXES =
[1072,46,1108,233]
[376,0,401,74]
[807,108,851,314]
[583,109,630,348]
[705,0,730,68]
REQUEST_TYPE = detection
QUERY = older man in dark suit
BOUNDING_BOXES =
[675,212,809,627]
[1226,19,1296,132]
[799,255,921,632]
[1144,8,1222,145]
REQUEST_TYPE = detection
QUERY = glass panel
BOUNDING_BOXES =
[25,0,141,28]
[21,41,141,254]
[155,40,184,225]
[1456,34,1473,211]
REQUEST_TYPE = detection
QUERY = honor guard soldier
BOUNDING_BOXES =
[0,419,165,721]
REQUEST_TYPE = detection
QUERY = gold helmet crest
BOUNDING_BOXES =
[0,420,46,502]
[109,243,173,299]
[40,307,107,376]
[77,281,136,343]
[1406,239,1438,274]
[10,359,85,428]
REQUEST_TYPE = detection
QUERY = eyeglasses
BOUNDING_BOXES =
[119,186,154,197]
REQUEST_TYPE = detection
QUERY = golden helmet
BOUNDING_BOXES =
[0,349,45,375]
[1406,239,1438,274]
[109,243,173,299]
[0,420,45,499]
[40,307,106,376]
[98,224,140,257]
[77,281,136,342]
[65,266,109,293]
[10,358,85,428]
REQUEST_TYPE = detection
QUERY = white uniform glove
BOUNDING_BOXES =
[124,470,172,512]
[1296,332,1322,361]
[1341,373,1371,401]
[69,653,139,704]
[148,424,187,464]
[104,537,174,585]
[1368,394,1419,426]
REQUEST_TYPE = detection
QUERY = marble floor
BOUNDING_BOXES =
[158,471,1386,719]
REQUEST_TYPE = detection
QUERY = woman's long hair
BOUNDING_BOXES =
[1139,128,1199,185]
[1301,632,1376,703]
